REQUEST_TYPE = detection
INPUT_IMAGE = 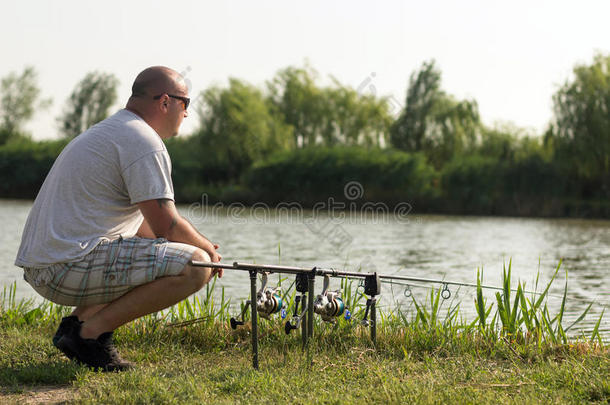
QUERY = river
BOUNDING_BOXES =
[1,199,608,340]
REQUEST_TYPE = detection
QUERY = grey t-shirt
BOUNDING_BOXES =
[15,109,174,268]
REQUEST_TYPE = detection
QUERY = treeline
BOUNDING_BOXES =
[0,54,608,217]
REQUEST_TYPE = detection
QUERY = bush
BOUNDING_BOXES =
[439,153,606,217]
[0,138,67,198]
[243,146,440,208]
[165,136,209,202]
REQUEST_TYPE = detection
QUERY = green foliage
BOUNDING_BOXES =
[390,60,442,152]
[475,269,493,331]
[320,78,393,147]
[244,146,439,206]
[194,78,294,182]
[481,260,602,346]
[494,260,522,337]
[164,136,210,202]
[548,53,610,179]
[0,127,28,145]
[0,66,51,138]
[266,64,326,148]
[0,137,68,198]
[1,58,609,218]
[424,96,480,167]
[390,60,482,167]
[267,64,393,148]
[479,123,550,162]
[58,71,119,138]
[440,151,573,216]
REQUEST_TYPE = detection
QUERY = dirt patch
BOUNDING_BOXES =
[0,385,73,404]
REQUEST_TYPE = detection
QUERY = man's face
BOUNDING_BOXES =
[167,84,189,138]
[158,77,189,139]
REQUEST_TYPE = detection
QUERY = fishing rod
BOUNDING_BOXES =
[196,261,552,298]
[188,260,605,369]
[380,272,610,306]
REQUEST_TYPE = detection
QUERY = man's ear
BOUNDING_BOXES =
[159,97,169,112]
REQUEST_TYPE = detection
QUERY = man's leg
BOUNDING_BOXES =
[71,304,107,322]
[79,250,212,340]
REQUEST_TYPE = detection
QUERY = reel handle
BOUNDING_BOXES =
[285,293,307,334]
[230,300,251,330]
[230,317,244,330]
[285,320,299,334]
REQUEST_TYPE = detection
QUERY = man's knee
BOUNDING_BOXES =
[183,249,212,292]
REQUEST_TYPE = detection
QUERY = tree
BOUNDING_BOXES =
[548,53,610,180]
[0,66,51,142]
[391,60,481,167]
[59,71,119,138]
[194,78,293,181]
[267,65,392,148]
[267,65,326,147]
[423,96,480,166]
[480,123,548,162]
[321,80,392,147]
[390,60,442,152]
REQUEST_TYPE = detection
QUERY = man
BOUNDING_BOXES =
[14,66,222,371]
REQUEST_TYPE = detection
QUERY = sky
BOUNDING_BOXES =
[1,0,608,140]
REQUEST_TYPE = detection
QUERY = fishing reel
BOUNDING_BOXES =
[313,275,351,323]
[255,272,286,319]
[230,272,285,329]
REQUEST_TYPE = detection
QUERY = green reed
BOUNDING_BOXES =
[1,261,606,351]
[0,281,69,327]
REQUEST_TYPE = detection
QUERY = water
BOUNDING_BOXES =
[2,199,609,339]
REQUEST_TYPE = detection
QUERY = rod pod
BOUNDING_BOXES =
[284,272,311,348]
[361,272,381,344]
[249,270,259,369]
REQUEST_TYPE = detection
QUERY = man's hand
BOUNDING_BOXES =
[210,244,223,278]
[208,243,222,263]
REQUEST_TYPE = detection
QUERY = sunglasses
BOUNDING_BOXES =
[153,93,190,110]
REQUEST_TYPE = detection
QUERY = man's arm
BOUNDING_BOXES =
[136,217,156,238]
[137,198,221,263]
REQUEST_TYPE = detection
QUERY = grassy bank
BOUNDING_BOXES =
[1,322,608,404]
[1,263,609,404]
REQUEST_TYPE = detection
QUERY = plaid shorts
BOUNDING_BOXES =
[23,237,201,306]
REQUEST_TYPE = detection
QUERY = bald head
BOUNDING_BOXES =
[125,66,189,139]
[130,66,184,98]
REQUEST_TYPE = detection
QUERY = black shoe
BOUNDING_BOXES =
[53,316,81,360]
[95,332,135,371]
[56,323,134,372]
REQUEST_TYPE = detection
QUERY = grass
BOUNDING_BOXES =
[1,261,609,404]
